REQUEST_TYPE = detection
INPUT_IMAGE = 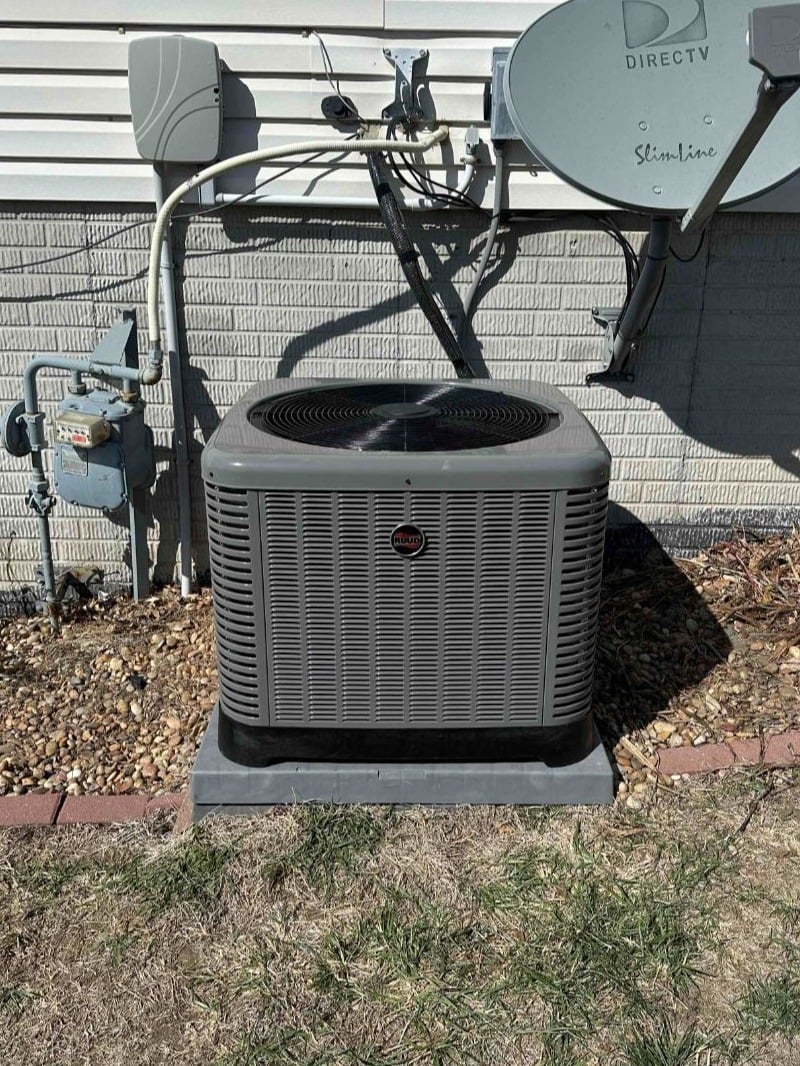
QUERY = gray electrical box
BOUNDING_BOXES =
[489,48,520,142]
[128,35,222,163]
[54,390,155,513]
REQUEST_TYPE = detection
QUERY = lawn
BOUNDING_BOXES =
[1,771,798,1065]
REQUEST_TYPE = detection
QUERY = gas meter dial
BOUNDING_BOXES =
[55,411,111,449]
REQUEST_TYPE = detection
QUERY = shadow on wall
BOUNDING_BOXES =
[595,502,732,747]
[147,367,221,584]
[212,210,492,378]
[604,218,800,481]
[149,201,800,581]
[150,200,494,580]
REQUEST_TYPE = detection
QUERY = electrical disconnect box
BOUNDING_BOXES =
[486,48,520,143]
[53,390,155,513]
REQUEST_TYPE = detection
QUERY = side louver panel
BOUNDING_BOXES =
[546,484,608,724]
[205,483,263,721]
[261,491,555,728]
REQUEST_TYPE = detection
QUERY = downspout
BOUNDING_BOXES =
[153,166,193,598]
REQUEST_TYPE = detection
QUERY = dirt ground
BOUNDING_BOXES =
[2,529,800,798]
[0,771,798,1065]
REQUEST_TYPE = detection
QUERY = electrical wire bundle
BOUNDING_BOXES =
[384,117,486,214]
[1,27,697,362]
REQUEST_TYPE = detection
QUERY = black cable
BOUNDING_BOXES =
[309,30,363,124]
[389,154,488,215]
[670,229,707,263]
[0,142,359,278]
[385,119,487,214]
[502,209,640,304]
[367,151,476,379]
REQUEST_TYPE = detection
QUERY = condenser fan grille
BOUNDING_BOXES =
[248,383,554,452]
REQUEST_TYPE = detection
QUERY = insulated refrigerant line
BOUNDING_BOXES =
[145,127,450,358]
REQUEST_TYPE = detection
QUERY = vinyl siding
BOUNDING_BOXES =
[1,9,799,209]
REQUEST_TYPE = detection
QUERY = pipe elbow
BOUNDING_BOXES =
[140,347,164,387]
[140,365,163,386]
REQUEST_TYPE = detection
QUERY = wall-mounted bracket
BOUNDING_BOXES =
[587,217,672,387]
[682,4,800,234]
[89,311,140,396]
[587,306,637,385]
[382,48,428,124]
[586,368,635,387]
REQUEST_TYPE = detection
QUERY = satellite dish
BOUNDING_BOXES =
[505,0,800,214]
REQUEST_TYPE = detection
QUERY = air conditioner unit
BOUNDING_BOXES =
[201,379,610,767]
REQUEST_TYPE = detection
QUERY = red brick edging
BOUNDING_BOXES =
[0,792,185,827]
[0,731,798,827]
[657,730,800,776]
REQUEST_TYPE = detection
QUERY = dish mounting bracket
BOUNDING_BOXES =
[382,47,429,125]
[588,307,636,386]
[683,4,800,234]
[587,216,672,387]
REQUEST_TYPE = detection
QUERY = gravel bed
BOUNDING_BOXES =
[0,590,216,797]
[1,531,799,798]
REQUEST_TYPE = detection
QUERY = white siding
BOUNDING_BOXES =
[0,7,798,210]
[0,1,385,28]
[0,5,608,208]
[384,1,553,31]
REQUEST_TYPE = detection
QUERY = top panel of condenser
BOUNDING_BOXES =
[128,36,222,164]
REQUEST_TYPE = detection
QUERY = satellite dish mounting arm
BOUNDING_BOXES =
[590,5,800,386]
[589,216,672,386]
[683,5,800,234]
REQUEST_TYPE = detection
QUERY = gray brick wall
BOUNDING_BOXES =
[1,204,799,592]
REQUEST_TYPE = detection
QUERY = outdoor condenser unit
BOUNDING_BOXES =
[201,379,610,766]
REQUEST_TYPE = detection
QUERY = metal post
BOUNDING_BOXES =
[153,165,193,597]
[611,217,672,365]
[129,484,150,600]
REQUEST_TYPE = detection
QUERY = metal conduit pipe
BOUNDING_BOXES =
[146,126,450,356]
[609,217,672,370]
[23,357,146,412]
[153,168,193,598]
[459,142,505,346]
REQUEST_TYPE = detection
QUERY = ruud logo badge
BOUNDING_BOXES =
[390,523,426,558]
[623,0,710,70]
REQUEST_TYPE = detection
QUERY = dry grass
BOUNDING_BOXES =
[0,774,799,1065]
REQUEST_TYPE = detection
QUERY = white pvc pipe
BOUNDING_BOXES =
[213,155,477,211]
[147,126,450,351]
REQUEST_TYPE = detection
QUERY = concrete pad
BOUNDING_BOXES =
[190,706,614,818]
